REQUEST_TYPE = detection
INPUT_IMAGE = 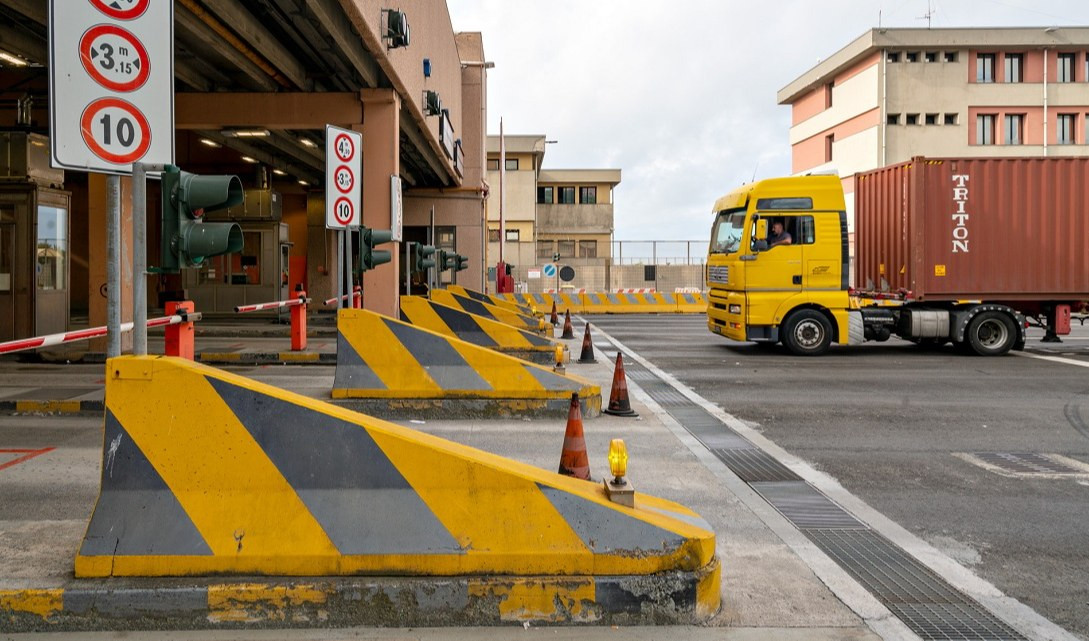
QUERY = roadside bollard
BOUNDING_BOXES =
[164,300,195,360]
[291,289,308,351]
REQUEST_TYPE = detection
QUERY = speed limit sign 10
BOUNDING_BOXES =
[49,0,175,173]
[325,125,362,229]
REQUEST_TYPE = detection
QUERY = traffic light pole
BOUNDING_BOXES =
[132,162,167,356]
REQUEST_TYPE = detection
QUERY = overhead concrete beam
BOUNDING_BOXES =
[0,21,46,65]
[201,0,312,90]
[177,92,360,129]
[307,0,380,88]
[195,130,322,185]
[176,3,278,92]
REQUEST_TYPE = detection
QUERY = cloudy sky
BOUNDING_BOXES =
[447,0,1089,241]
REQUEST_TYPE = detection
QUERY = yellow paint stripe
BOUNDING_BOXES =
[370,429,593,573]
[207,583,327,623]
[0,589,63,619]
[276,353,319,362]
[696,560,722,618]
[447,340,544,393]
[199,352,243,361]
[468,578,594,622]
[108,357,338,558]
[15,400,81,413]
[339,310,442,393]
[401,297,452,336]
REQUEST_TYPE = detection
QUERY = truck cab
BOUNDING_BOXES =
[706,175,850,355]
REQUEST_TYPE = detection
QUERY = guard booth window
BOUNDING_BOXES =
[36,205,67,290]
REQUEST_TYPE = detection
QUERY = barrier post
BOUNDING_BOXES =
[291,288,308,351]
[164,301,195,360]
[353,285,362,309]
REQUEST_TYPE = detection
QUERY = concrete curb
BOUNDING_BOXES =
[0,563,719,632]
[196,352,337,365]
[0,400,104,415]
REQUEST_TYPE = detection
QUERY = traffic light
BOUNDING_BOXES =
[413,243,436,272]
[454,253,469,272]
[160,165,244,272]
[552,252,560,262]
[360,226,394,271]
[436,249,455,271]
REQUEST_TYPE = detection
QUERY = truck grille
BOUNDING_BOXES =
[708,265,729,284]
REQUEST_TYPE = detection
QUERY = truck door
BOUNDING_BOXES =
[746,214,803,324]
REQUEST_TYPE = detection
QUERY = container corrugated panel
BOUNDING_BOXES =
[855,156,1089,301]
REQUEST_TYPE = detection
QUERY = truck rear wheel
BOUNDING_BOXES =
[783,310,832,356]
[966,311,1016,356]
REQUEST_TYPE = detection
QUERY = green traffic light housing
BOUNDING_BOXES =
[361,226,394,271]
[436,249,454,271]
[454,253,469,272]
[160,165,244,272]
[413,243,436,272]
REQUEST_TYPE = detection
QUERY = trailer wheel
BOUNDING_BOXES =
[966,311,1017,356]
[783,310,832,356]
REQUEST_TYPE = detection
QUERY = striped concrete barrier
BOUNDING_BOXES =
[501,292,586,315]
[334,308,597,417]
[446,285,540,318]
[501,292,708,314]
[400,296,563,365]
[67,355,718,623]
[430,289,549,336]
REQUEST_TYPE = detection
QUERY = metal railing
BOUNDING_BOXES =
[610,240,708,266]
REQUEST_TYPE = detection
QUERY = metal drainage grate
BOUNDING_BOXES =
[806,529,1025,641]
[751,482,865,529]
[712,449,801,483]
[625,369,659,381]
[968,452,1088,476]
[641,386,693,407]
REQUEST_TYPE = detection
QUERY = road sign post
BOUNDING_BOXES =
[326,125,363,309]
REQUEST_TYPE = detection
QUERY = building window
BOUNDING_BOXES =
[537,186,553,204]
[925,113,939,125]
[1003,114,1024,145]
[976,114,996,145]
[536,241,554,260]
[488,228,499,242]
[905,113,919,125]
[887,51,900,63]
[578,240,597,258]
[886,113,900,125]
[487,159,499,171]
[1004,53,1023,82]
[824,82,833,109]
[824,134,834,162]
[579,186,597,204]
[558,187,575,204]
[944,51,958,63]
[976,53,995,83]
[557,240,575,257]
[1058,53,1076,83]
[944,113,959,125]
[1057,114,1076,144]
[505,229,520,242]
[905,51,919,63]
[504,158,519,171]
[925,51,938,63]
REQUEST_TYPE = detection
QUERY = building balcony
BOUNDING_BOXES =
[536,203,614,235]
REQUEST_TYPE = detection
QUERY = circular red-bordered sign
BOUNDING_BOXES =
[334,165,354,194]
[334,133,355,162]
[79,97,152,165]
[333,197,354,225]
[79,24,150,92]
[89,0,150,20]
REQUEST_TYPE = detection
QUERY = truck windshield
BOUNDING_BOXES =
[710,208,746,254]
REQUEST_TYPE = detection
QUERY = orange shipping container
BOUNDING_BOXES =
[854,156,1089,301]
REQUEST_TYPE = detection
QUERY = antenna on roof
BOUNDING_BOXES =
[751,161,760,183]
[917,0,935,28]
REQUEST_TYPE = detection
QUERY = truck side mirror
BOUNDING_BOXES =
[754,218,768,241]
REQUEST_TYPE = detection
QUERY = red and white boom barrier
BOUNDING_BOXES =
[234,292,310,351]
[234,295,310,314]
[0,312,202,356]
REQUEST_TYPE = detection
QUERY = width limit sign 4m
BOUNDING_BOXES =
[326,126,362,229]
[49,0,174,173]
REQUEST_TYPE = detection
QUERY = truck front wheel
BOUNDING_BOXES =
[783,310,833,356]
[966,311,1017,356]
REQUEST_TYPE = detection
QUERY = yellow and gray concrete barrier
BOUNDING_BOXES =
[49,355,719,627]
[430,289,550,336]
[499,292,708,314]
[400,296,563,365]
[334,308,596,417]
[446,284,541,317]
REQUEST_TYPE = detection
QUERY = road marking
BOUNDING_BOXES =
[1015,351,1089,368]
[0,447,55,471]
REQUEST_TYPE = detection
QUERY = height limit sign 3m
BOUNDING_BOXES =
[326,126,362,229]
[49,0,174,174]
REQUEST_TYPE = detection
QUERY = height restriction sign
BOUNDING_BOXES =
[49,0,174,174]
[326,125,362,229]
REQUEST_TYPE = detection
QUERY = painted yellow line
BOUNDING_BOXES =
[467,578,594,622]
[207,583,327,623]
[15,400,82,413]
[0,589,63,620]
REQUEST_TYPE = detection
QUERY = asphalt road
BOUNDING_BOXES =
[589,314,1089,640]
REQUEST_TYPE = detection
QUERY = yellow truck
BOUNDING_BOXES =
[703,170,1059,356]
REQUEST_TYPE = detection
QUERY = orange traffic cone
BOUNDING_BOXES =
[558,393,591,480]
[604,352,638,417]
[577,322,597,364]
[550,300,559,326]
[561,310,574,339]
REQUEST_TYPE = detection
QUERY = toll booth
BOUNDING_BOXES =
[0,132,71,342]
[182,190,291,313]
